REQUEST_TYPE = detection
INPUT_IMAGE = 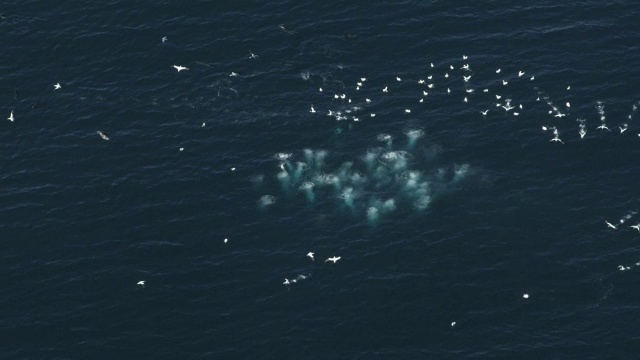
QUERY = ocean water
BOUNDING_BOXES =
[1,1,640,359]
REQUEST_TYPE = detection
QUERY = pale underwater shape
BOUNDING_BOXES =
[258,195,276,208]
[266,131,472,220]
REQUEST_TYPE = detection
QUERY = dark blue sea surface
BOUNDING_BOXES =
[2,1,640,359]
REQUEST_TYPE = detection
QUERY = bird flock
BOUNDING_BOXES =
[604,211,640,272]
[302,54,640,145]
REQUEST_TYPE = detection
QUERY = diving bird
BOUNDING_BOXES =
[54,83,61,90]
[173,65,189,72]
[307,252,314,261]
[7,110,14,122]
[325,256,341,263]
[606,221,617,229]
[97,131,110,141]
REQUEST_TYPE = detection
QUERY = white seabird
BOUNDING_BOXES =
[606,220,617,229]
[310,105,316,113]
[162,36,167,43]
[326,256,341,263]
[54,83,61,90]
[7,110,14,122]
[137,281,145,287]
[97,131,110,141]
[173,65,189,72]
[307,252,315,261]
